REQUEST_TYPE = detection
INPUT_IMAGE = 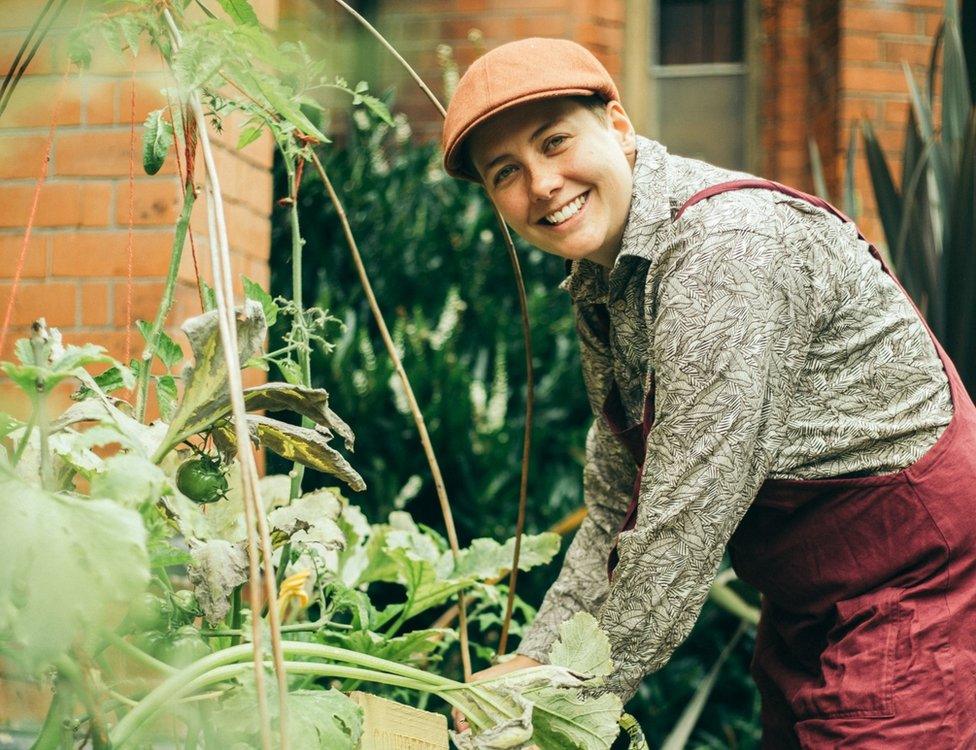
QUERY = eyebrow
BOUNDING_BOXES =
[481,117,565,176]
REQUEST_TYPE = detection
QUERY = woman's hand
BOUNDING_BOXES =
[452,655,542,733]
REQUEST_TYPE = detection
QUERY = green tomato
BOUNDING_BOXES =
[123,592,169,632]
[176,456,228,504]
[155,627,211,668]
[131,630,166,656]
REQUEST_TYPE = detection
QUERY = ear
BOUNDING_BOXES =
[605,100,636,159]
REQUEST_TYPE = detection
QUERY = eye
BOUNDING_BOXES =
[544,134,568,152]
[493,164,517,186]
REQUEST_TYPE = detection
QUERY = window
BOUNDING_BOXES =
[653,0,754,170]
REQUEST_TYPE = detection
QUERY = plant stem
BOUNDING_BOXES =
[109,641,492,745]
[161,9,285,748]
[103,631,176,675]
[30,677,69,750]
[308,151,474,681]
[134,187,196,423]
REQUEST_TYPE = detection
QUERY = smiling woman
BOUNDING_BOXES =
[464,97,637,267]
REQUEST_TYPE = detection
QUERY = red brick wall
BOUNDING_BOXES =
[0,1,277,410]
[350,0,625,142]
[760,0,945,243]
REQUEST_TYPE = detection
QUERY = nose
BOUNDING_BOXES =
[527,163,562,201]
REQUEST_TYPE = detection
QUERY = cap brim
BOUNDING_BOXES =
[444,87,602,182]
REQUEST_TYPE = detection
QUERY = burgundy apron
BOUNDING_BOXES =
[603,179,976,747]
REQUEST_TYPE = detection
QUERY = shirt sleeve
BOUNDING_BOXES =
[516,298,638,663]
[595,228,818,702]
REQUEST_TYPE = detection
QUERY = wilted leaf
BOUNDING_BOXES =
[269,488,345,562]
[158,301,267,456]
[241,383,354,450]
[246,415,365,492]
[451,695,534,750]
[187,538,248,625]
[0,475,149,670]
[156,375,179,421]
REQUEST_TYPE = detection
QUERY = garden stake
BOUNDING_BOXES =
[309,150,474,680]
[162,9,286,748]
[0,0,69,120]
[124,60,137,365]
[328,0,536,659]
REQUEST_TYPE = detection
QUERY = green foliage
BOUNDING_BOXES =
[271,105,591,547]
[859,7,976,393]
[0,470,149,671]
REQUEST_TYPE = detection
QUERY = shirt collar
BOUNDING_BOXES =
[559,136,673,304]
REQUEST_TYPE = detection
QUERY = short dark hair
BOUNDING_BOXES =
[459,94,610,182]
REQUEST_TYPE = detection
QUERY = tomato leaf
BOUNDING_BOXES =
[0,473,149,671]
[242,275,277,327]
[142,110,174,176]
[217,0,259,26]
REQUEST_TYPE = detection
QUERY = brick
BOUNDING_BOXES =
[0,135,49,178]
[80,281,111,325]
[0,32,65,75]
[513,14,569,37]
[0,280,76,327]
[0,182,112,228]
[843,64,915,95]
[56,128,178,177]
[224,201,272,261]
[87,46,165,77]
[113,280,166,326]
[82,79,118,125]
[841,34,881,63]
[0,232,47,278]
[843,7,918,36]
[0,76,82,128]
[50,230,173,278]
[880,39,934,67]
[117,179,182,226]
[884,99,911,125]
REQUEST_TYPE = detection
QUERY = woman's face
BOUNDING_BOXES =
[468,97,637,268]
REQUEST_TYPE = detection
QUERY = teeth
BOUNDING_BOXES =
[545,193,586,225]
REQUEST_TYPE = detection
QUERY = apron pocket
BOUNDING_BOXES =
[791,588,905,719]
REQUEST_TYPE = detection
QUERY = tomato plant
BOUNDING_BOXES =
[0,1,648,748]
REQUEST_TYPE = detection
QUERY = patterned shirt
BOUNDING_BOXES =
[515,136,953,702]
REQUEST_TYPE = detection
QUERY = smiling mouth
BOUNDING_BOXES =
[539,192,589,225]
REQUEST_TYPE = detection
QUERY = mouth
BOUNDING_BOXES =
[538,191,589,227]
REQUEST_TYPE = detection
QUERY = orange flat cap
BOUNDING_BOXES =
[441,38,619,182]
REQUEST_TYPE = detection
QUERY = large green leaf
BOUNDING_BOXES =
[0,475,149,669]
[241,383,355,449]
[547,613,612,678]
[90,454,168,508]
[526,687,622,750]
[321,627,455,669]
[452,533,561,580]
[210,686,362,748]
